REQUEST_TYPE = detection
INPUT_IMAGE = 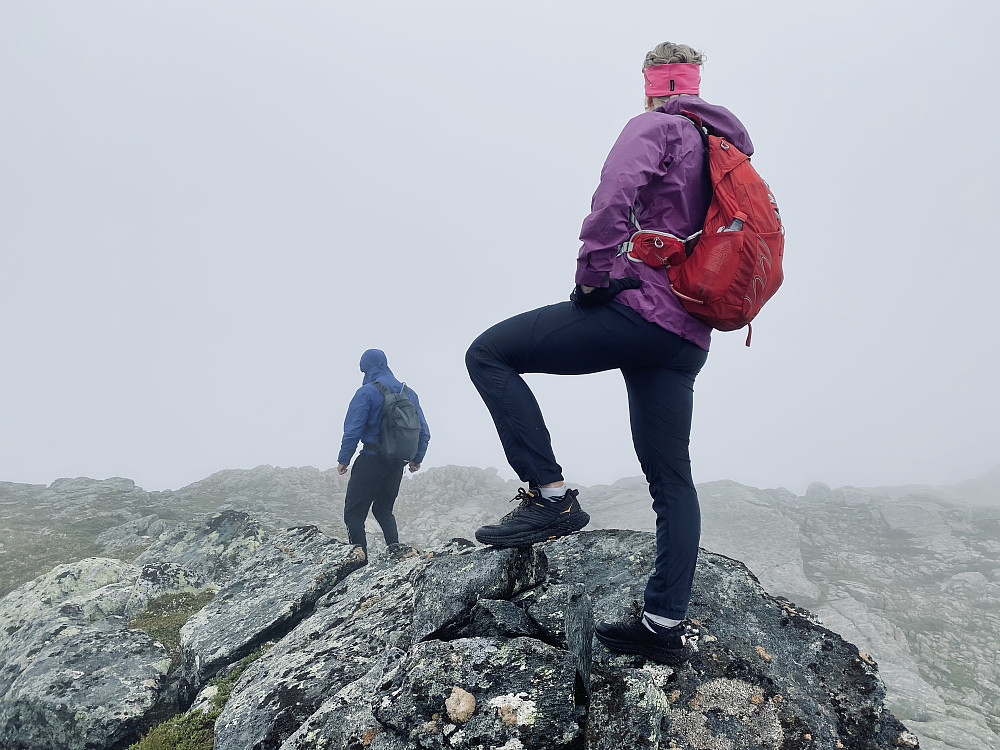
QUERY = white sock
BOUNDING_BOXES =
[539,486,566,500]
[643,612,682,631]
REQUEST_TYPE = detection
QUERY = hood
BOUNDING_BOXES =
[657,96,754,156]
[359,349,402,389]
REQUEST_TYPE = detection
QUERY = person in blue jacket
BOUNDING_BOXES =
[337,349,430,555]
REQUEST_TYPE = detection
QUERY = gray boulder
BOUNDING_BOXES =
[0,558,205,750]
[178,524,367,698]
[0,510,272,750]
[543,530,915,750]
[133,509,266,583]
[277,646,411,750]
[212,530,914,750]
[0,558,205,700]
[0,618,172,750]
[409,539,547,643]
[0,558,137,700]
[213,542,547,750]
[96,514,179,553]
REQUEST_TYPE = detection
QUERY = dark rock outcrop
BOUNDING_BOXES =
[178,524,367,700]
[550,530,914,750]
[211,542,547,750]
[207,529,913,750]
[375,637,583,749]
[0,496,924,750]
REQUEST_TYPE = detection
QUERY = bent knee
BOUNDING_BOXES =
[465,337,492,376]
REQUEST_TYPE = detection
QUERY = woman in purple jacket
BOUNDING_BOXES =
[466,42,753,664]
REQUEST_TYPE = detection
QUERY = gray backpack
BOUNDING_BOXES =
[373,381,421,462]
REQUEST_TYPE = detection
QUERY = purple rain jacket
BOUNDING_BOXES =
[338,349,430,466]
[575,95,754,351]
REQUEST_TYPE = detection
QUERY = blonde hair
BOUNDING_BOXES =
[643,42,705,69]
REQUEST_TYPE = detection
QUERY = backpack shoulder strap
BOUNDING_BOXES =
[372,381,391,397]
[677,111,712,257]
[678,110,707,136]
[679,110,711,159]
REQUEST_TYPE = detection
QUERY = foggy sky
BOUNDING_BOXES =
[2,0,998,495]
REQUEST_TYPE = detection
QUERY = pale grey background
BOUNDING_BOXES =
[2,0,997,494]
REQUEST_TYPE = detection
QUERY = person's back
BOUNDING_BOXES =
[577,60,753,350]
[337,349,430,556]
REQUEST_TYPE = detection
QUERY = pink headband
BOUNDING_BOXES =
[643,63,701,97]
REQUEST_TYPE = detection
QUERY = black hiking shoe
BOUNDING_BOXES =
[595,611,696,665]
[497,487,540,523]
[475,488,590,547]
[386,543,420,560]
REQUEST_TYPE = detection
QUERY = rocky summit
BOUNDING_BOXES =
[0,507,917,749]
[2,463,998,749]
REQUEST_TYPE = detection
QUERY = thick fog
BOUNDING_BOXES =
[1,0,997,493]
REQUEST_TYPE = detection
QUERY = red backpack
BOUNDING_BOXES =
[625,112,784,345]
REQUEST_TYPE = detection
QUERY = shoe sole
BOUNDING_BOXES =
[474,511,591,547]
[594,630,690,666]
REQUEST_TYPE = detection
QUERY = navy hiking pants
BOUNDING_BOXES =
[465,300,708,620]
[344,452,404,553]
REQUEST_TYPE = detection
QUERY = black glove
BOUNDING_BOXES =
[570,276,641,306]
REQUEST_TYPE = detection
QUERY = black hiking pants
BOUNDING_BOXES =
[343,452,404,554]
[465,300,708,620]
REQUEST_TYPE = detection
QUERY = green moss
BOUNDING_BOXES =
[210,642,273,704]
[127,591,218,668]
[126,710,217,750]
[128,643,273,750]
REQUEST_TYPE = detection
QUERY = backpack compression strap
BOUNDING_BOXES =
[372,381,408,397]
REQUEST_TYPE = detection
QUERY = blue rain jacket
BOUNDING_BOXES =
[337,349,430,465]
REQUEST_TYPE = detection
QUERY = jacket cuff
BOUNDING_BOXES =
[575,268,610,288]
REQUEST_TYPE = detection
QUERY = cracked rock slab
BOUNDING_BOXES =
[277,647,411,750]
[178,525,366,698]
[213,542,547,750]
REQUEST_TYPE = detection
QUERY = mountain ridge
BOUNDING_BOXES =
[2,464,998,749]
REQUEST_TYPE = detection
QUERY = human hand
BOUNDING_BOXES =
[571,276,641,306]
[337,463,349,475]
[408,461,421,473]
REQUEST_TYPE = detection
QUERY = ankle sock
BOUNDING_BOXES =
[643,613,682,631]
[539,486,566,500]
